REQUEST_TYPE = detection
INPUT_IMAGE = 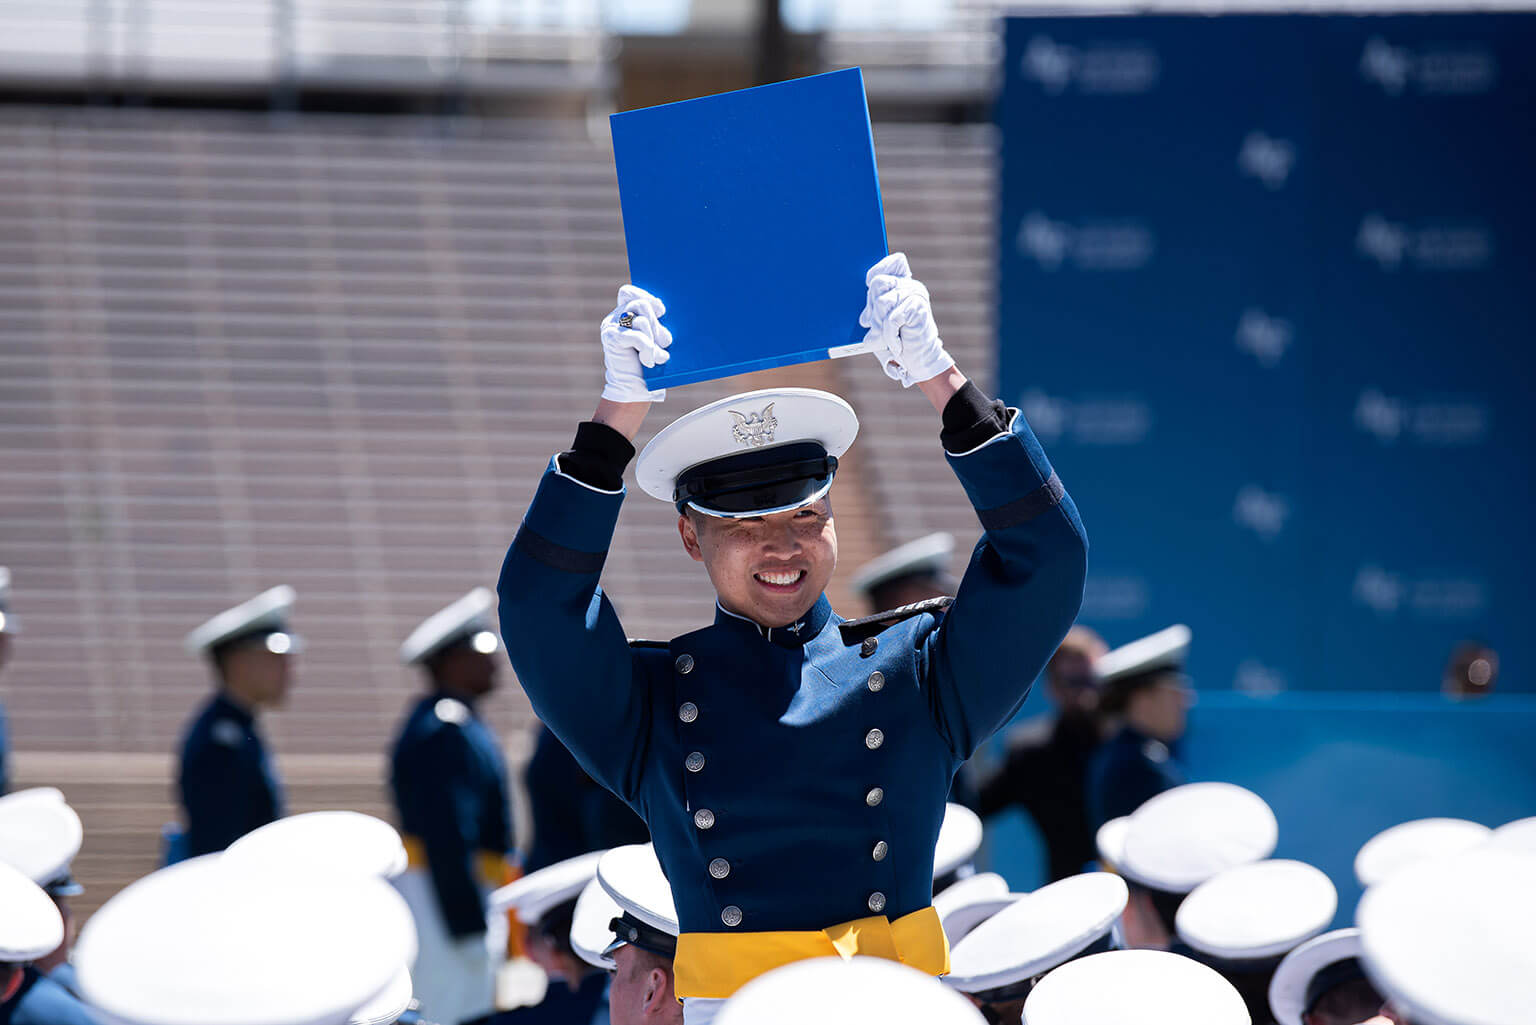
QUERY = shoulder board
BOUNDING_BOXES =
[839,596,953,645]
[433,698,471,726]
[627,638,670,650]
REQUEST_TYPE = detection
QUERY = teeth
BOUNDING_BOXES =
[756,570,802,586]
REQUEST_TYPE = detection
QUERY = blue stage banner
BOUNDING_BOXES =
[997,14,1535,693]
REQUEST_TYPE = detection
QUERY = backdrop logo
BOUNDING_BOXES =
[1233,485,1290,541]
[1234,309,1292,368]
[1020,35,1160,95]
[1354,389,1490,446]
[1355,214,1492,271]
[1354,565,1487,619]
[1237,132,1295,190]
[1359,37,1497,96]
[1081,575,1149,620]
[1017,212,1155,271]
[1020,389,1153,445]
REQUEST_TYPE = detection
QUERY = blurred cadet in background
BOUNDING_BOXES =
[0,791,97,1024]
[0,862,75,1024]
[491,851,610,1025]
[1268,929,1384,1025]
[972,625,1108,881]
[523,723,649,874]
[391,587,515,1025]
[1086,624,1192,828]
[1441,640,1498,700]
[848,531,957,613]
[0,567,15,796]
[172,585,298,861]
[594,844,682,1025]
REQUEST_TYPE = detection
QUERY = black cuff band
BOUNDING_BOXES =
[558,421,636,492]
[940,381,1011,453]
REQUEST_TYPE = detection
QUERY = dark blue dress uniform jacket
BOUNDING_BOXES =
[1,968,101,1025]
[390,693,515,937]
[1086,724,1185,828]
[524,723,649,873]
[176,692,285,857]
[498,410,1087,937]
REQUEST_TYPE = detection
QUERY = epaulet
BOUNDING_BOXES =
[627,638,670,650]
[432,698,471,726]
[838,596,953,646]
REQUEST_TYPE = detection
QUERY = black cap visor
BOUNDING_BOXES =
[674,442,838,518]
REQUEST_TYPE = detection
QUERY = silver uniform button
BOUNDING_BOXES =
[867,671,885,692]
[686,751,706,773]
[721,905,743,927]
[675,653,695,674]
[872,841,888,862]
[709,858,731,879]
[868,892,887,914]
[694,808,715,830]
[865,728,884,750]
[865,787,884,807]
[678,702,699,723]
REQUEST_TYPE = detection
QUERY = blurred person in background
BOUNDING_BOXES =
[173,586,297,861]
[523,723,649,874]
[491,852,610,1025]
[1086,625,1192,828]
[392,588,515,1025]
[0,855,97,1025]
[970,625,1108,881]
[1441,640,1498,700]
[0,567,15,796]
[848,532,957,614]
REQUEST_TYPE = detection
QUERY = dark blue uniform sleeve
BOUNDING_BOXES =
[498,458,651,809]
[180,737,256,858]
[410,726,493,938]
[920,408,1089,760]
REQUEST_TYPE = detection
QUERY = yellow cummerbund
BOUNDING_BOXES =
[401,835,514,889]
[673,905,951,1000]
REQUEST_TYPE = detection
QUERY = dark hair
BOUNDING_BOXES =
[537,899,580,959]
[1309,977,1385,1025]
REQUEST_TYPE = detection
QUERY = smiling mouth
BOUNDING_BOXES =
[753,569,807,591]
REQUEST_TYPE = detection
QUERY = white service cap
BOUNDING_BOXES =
[570,877,624,970]
[1487,816,1536,858]
[597,842,679,954]
[933,872,1016,946]
[347,968,412,1025]
[1119,783,1278,894]
[184,585,301,657]
[1096,624,1191,684]
[224,811,408,880]
[1354,817,1492,888]
[1358,846,1535,1025]
[849,532,956,597]
[1023,949,1251,1025]
[1267,928,1370,1025]
[398,588,500,665]
[0,788,83,892]
[715,956,986,1025]
[1095,815,1130,870]
[0,566,17,634]
[0,860,64,963]
[933,802,984,882]
[489,849,605,926]
[1176,860,1337,961]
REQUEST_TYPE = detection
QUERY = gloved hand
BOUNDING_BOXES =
[600,284,672,403]
[859,252,955,387]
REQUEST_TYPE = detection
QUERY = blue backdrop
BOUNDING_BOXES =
[997,14,1535,694]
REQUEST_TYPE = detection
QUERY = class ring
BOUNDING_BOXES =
[617,312,636,329]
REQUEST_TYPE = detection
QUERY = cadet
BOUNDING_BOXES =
[945,871,1127,1024]
[175,586,297,860]
[593,844,682,1025]
[0,862,71,1023]
[0,567,15,795]
[490,851,609,1025]
[1086,624,1192,828]
[1352,817,1490,890]
[1021,948,1251,1025]
[716,958,986,1025]
[973,625,1108,881]
[391,587,515,1025]
[849,532,957,613]
[498,253,1087,1022]
[524,723,649,874]
[0,794,97,1025]
[1268,929,1384,1025]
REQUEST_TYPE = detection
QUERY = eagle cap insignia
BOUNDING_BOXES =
[729,403,777,448]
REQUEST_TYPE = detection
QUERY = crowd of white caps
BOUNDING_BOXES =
[2,784,1533,1025]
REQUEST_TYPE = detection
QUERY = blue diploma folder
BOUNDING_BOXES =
[611,67,889,389]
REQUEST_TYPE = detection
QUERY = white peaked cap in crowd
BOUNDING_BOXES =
[399,588,500,665]
[1353,817,1492,888]
[933,803,984,881]
[1487,816,1536,857]
[74,855,417,1025]
[225,812,408,880]
[0,566,17,634]
[635,388,859,515]
[597,843,680,939]
[1023,949,1251,1025]
[1095,624,1191,684]
[1176,860,1337,961]
[1358,846,1535,1025]
[715,956,986,1025]
[1119,782,1278,893]
[1095,815,1130,869]
[184,585,301,656]
[1268,929,1368,1025]
[347,968,413,1025]
[0,860,64,963]
[947,872,1128,997]
[0,788,83,888]
[933,872,1016,945]
[570,877,624,970]
[850,532,956,595]
[490,850,605,926]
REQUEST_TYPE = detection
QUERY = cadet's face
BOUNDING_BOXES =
[1129,676,1190,742]
[609,945,679,1025]
[433,647,499,699]
[221,647,292,708]
[679,498,837,629]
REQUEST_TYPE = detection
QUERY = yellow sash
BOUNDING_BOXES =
[673,906,950,1000]
[401,835,513,888]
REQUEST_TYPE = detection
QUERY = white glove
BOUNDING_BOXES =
[599,284,672,403]
[859,252,955,388]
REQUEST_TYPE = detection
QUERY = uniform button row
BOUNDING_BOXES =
[872,841,888,862]
[865,729,884,750]
[709,858,731,879]
[868,892,887,914]
[676,653,695,674]
[866,787,884,807]
[722,905,743,927]
[678,701,698,723]
[867,671,885,692]
[685,751,706,773]
[695,808,715,830]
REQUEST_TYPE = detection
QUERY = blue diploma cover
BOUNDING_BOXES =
[611,68,889,389]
